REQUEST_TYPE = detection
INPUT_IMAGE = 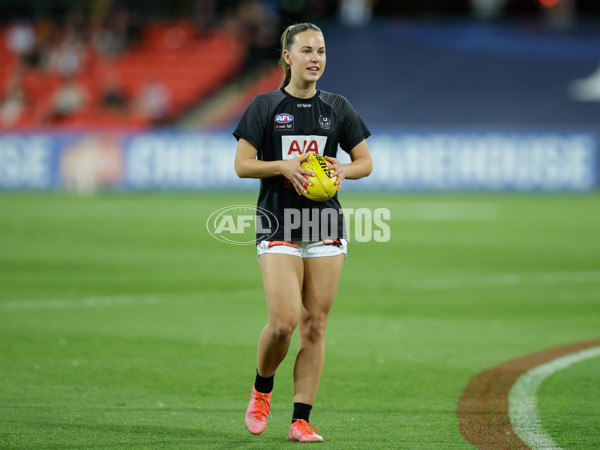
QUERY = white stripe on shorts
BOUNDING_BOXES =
[257,239,348,259]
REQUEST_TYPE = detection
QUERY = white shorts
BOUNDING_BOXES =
[257,239,348,259]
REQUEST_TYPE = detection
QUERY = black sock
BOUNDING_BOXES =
[254,370,274,394]
[292,402,312,423]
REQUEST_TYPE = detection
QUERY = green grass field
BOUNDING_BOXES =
[1,192,599,449]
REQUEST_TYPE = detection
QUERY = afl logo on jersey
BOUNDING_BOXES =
[275,114,293,123]
[274,113,294,131]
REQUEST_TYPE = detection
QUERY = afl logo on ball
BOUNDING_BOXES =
[275,113,294,131]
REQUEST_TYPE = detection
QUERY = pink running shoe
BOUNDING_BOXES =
[245,387,271,435]
[288,419,324,442]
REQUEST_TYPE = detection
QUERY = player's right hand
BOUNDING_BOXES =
[280,154,315,195]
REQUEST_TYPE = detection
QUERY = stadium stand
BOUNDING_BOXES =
[184,64,282,129]
[3,3,600,131]
[1,20,245,130]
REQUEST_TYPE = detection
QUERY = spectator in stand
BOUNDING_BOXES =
[91,5,138,57]
[48,32,87,78]
[22,17,57,70]
[100,71,128,115]
[5,20,36,64]
[1,67,28,127]
[134,74,171,124]
[232,1,280,71]
[64,6,88,42]
[46,76,89,122]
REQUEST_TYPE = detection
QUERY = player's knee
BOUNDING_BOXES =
[302,315,327,344]
[269,320,296,341]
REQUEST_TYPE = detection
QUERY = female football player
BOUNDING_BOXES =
[233,22,372,442]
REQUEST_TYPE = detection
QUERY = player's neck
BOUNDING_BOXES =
[284,81,317,99]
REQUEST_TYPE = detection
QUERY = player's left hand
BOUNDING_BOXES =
[324,156,345,192]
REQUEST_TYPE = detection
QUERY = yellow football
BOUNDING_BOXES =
[300,153,338,202]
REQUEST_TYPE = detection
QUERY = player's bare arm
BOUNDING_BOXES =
[235,138,314,195]
[324,140,372,191]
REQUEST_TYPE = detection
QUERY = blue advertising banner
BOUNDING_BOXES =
[367,131,599,191]
[0,134,57,189]
[0,130,597,192]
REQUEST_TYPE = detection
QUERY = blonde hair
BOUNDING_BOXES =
[279,23,322,89]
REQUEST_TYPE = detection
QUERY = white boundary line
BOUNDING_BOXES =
[3,270,599,310]
[408,270,600,291]
[0,289,263,311]
[509,346,600,450]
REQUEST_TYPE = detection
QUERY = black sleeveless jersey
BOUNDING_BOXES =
[233,88,371,243]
